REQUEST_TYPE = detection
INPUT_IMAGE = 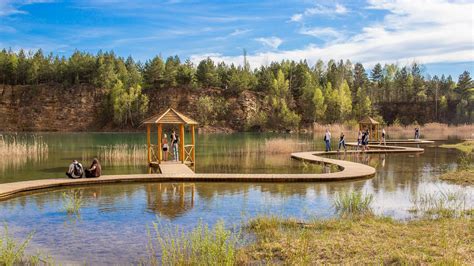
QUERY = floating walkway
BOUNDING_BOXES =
[0,144,425,201]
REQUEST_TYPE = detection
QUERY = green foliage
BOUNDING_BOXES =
[0,223,34,265]
[147,220,240,266]
[195,96,229,126]
[62,190,84,215]
[333,191,374,217]
[267,70,300,130]
[0,48,471,128]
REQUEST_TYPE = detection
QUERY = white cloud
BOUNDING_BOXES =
[230,29,251,36]
[290,3,349,22]
[192,0,474,69]
[299,27,344,42]
[0,0,53,16]
[290,13,303,22]
[255,37,283,50]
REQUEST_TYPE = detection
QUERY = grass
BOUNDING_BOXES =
[62,190,84,215]
[97,144,147,165]
[146,220,241,266]
[314,123,474,140]
[440,140,474,154]
[438,169,474,185]
[0,223,34,265]
[0,134,48,172]
[333,191,374,217]
[264,138,300,154]
[239,215,473,264]
[409,190,470,219]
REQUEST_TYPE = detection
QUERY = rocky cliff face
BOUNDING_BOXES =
[0,84,265,132]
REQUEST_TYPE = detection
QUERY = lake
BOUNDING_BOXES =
[0,132,472,264]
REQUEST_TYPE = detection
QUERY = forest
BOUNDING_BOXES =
[0,48,472,130]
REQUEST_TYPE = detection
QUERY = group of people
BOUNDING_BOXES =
[66,158,101,179]
[161,130,180,161]
[324,127,387,152]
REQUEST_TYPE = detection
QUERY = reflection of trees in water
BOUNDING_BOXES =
[145,183,195,219]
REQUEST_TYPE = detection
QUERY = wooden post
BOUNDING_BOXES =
[179,123,185,163]
[157,124,162,163]
[147,124,151,164]
[191,125,195,165]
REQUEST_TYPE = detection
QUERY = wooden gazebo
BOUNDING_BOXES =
[142,108,198,166]
[359,116,380,141]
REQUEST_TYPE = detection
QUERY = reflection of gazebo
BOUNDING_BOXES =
[145,183,195,218]
[359,116,380,141]
[142,108,198,166]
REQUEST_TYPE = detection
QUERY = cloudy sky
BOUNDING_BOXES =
[0,0,472,76]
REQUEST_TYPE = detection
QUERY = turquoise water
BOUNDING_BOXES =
[0,133,472,264]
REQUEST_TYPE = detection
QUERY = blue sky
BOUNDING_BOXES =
[0,0,473,77]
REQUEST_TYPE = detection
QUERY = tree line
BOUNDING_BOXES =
[0,48,472,129]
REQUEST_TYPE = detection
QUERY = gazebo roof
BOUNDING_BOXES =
[142,108,198,125]
[359,116,379,125]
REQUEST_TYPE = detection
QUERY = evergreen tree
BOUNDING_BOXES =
[196,58,219,88]
[267,70,300,129]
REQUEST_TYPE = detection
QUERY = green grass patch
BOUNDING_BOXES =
[439,169,474,185]
[440,140,474,154]
[146,220,241,265]
[239,215,473,264]
[62,190,84,215]
[333,191,373,217]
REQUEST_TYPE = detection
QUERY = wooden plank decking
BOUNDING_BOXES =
[0,143,426,201]
[159,162,194,175]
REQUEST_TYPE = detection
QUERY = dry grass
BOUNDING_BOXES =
[440,140,474,154]
[314,122,474,140]
[439,170,474,185]
[97,144,147,165]
[0,134,48,172]
[239,216,473,264]
[264,138,300,154]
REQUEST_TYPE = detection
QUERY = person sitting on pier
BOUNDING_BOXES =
[66,160,83,179]
[85,158,101,178]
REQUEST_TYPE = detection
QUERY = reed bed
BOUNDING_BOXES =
[62,190,84,215]
[0,134,48,172]
[264,138,300,154]
[146,220,241,265]
[409,190,470,219]
[313,122,474,140]
[0,223,33,265]
[97,144,147,165]
[333,191,374,217]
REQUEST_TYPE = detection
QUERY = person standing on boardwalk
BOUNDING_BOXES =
[171,130,179,161]
[380,128,386,146]
[162,133,169,161]
[338,132,346,152]
[324,129,331,152]
[357,129,362,150]
[364,130,370,151]
[414,127,420,140]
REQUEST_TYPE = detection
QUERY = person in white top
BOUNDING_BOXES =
[324,129,331,152]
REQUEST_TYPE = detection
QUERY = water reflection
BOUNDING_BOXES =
[145,183,195,218]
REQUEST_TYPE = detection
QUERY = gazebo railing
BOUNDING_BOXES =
[184,145,195,165]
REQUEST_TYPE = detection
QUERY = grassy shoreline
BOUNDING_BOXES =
[438,170,474,185]
[238,215,473,265]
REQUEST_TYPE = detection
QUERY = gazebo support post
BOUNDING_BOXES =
[179,123,185,163]
[157,124,162,163]
[147,124,151,164]
[191,125,195,165]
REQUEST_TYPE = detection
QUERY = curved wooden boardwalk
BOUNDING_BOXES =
[0,144,424,201]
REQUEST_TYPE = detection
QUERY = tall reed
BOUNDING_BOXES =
[62,190,84,215]
[147,220,240,265]
[97,144,147,165]
[333,191,374,217]
[0,223,34,265]
[409,190,470,219]
[0,134,48,172]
